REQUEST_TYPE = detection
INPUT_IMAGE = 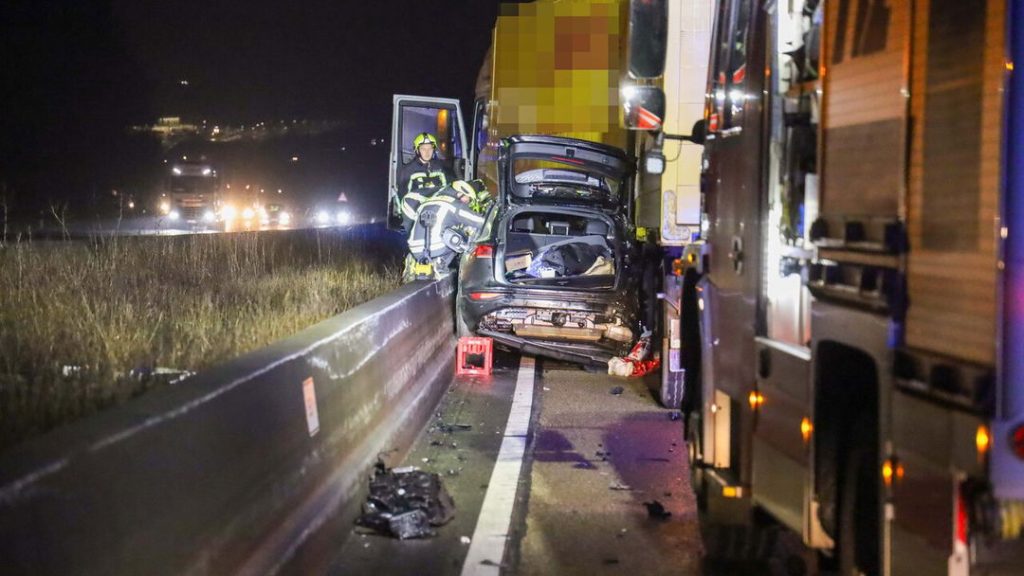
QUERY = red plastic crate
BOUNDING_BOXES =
[457,336,493,376]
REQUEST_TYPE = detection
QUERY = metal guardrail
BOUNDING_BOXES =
[0,277,455,576]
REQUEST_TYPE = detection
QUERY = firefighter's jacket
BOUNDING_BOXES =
[405,183,487,262]
[397,157,453,200]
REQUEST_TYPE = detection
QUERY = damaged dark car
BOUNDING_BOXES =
[456,135,639,366]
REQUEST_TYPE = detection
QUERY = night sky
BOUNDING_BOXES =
[0,0,500,212]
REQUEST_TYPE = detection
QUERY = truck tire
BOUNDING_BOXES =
[838,427,880,576]
[685,412,708,511]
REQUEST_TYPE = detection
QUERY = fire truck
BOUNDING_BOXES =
[622,0,1024,573]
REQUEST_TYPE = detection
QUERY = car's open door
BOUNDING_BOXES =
[389,95,472,230]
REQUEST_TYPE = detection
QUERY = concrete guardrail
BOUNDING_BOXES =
[0,277,455,575]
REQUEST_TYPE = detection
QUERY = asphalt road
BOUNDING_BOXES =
[326,352,711,575]
[5,215,365,239]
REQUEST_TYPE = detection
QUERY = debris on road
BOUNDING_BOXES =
[609,386,624,396]
[607,332,661,377]
[356,464,456,539]
[643,500,672,521]
[432,421,473,433]
[460,536,472,545]
[609,481,632,491]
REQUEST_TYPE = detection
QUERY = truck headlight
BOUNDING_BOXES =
[336,210,351,225]
[159,201,170,214]
[221,205,237,220]
[242,207,255,220]
[168,210,180,221]
[202,210,215,222]
[279,211,291,225]
[316,210,330,225]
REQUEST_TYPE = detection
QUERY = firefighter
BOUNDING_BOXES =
[403,179,491,282]
[397,132,455,231]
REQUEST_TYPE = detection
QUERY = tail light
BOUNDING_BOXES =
[472,244,494,258]
[469,292,501,301]
[955,483,969,549]
[1013,424,1024,460]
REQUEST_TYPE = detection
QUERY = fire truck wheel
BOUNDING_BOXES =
[838,436,879,576]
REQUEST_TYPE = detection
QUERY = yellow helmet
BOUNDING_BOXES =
[413,132,439,150]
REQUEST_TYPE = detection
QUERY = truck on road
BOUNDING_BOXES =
[624,0,1024,573]
[160,158,220,225]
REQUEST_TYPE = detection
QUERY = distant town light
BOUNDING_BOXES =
[291,156,299,162]
[172,167,182,175]
[180,80,189,86]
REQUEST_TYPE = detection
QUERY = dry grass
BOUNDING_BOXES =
[0,227,403,452]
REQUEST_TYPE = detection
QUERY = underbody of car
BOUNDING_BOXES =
[455,135,639,365]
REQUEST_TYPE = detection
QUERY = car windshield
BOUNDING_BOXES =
[512,158,622,206]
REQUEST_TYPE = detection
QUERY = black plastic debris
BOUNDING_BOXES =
[356,465,456,539]
[432,421,473,434]
[643,500,672,521]
[669,411,681,421]
[610,386,624,396]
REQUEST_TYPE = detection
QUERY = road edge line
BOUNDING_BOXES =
[460,356,536,575]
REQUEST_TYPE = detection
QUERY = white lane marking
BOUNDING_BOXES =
[461,356,536,576]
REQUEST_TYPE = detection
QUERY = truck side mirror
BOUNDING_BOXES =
[627,0,668,79]
[688,119,707,146]
[621,86,666,131]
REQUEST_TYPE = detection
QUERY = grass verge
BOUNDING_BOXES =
[0,226,404,452]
